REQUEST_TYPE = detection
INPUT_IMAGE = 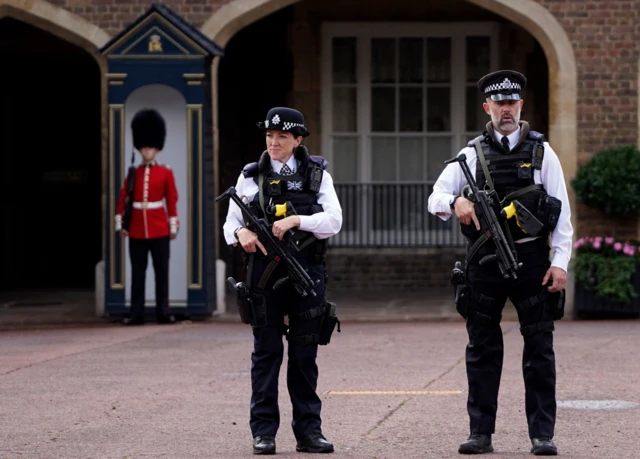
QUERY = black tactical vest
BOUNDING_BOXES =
[461,123,548,243]
[242,145,328,262]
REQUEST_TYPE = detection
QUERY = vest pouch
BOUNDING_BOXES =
[549,288,565,321]
[318,301,341,345]
[536,194,562,233]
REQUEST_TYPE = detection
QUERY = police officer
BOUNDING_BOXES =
[115,109,179,326]
[223,107,342,455]
[428,70,573,456]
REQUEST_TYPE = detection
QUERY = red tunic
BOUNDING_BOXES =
[115,163,179,239]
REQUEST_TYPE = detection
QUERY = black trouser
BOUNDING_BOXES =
[129,236,170,319]
[465,239,556,439]
[248,255,326,441]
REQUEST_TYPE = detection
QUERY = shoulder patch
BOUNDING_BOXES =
[159,163,171,169]
[309,155,329,170]
[242,162,259,178]
[527,130,546,142]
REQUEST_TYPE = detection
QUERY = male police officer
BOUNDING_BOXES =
[428,70,573,456]
[115,109,179,325]
[223,107,342,454]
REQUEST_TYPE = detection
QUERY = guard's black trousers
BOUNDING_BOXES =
[128,236,170,319]
[465,239,556,439]
[248,256,326,441]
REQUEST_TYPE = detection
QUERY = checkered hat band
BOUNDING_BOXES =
[484,79,521,94]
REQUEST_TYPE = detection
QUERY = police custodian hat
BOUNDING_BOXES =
[477,70,527,101]
[257,107,310,138]
[131,109,166,150]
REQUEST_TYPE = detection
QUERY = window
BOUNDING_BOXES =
[322,23,499,246]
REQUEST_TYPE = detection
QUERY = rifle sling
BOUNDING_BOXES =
[473,136,518,258]
[258,259,280,289]
[474,136,495,192]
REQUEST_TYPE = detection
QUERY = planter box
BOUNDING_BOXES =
[575,263,640,317]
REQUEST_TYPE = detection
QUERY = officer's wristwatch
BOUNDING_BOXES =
[449,195,460,210]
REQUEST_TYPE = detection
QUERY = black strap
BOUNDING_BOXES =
[501,184,544,204]
[514,291,547,309]
[474,136,495,191]
[467,234,489,262]
[297,305,326,321]
[520,320,554,336]
[258,173,267,218]
[291,333,321,345]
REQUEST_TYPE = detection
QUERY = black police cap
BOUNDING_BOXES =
[477,70,527,101]
[257,107,310,138]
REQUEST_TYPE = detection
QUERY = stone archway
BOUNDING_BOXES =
[0,0,111,297]
[0,0,110,52]
[201,0,579,314]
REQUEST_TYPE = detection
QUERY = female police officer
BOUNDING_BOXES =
[223,107,342,454]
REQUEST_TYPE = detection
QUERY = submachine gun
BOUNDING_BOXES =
[215,186,320,299]
[444,153,522,280]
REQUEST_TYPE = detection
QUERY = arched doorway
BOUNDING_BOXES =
[0,17,102,301]
[202,0,579,314]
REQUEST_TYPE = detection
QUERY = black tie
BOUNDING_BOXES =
[501,136,510,153]
[280,164,294,176]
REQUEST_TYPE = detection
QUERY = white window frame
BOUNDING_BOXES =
[321,22,500,246]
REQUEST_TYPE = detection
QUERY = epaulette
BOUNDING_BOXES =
[467,135,484,148]
[309,155,329,170]
[159,163,171,169]
[527,130,546,142]
[242,162,259,178]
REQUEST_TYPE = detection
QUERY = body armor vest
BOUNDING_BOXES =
[461,122,550,243]
[242,145,328,263]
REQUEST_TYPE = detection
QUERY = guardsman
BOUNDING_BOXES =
[115,108,179,325]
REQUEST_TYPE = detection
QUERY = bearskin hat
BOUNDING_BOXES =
[131,109,166,150]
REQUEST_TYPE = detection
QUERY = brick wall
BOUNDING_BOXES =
[326,248,467,291]
[48,0,230,36]
[535,0,640,238]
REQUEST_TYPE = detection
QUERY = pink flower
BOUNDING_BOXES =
[614,242,622,251]
[593,241,601,249]
[605,237,614,245]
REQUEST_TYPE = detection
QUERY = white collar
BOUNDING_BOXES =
[494,126,521,149]
[270,155,297,174]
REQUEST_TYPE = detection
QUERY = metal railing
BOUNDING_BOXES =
[331,182,466,248]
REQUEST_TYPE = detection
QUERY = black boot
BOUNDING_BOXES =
[458,434,493,454]
[253,435,276,455]
[296,434,334,453]
[531,437,557,456]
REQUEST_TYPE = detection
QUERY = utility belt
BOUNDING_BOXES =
[227,280,341,345]
[471,237,549,260]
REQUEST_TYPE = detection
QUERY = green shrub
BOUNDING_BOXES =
[571,145,640,215]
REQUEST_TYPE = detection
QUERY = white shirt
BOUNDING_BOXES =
[223,155,343,245]
[427,127,573,272]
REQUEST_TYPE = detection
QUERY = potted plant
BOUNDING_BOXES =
[571,145,640,316]
[573,236,640,314]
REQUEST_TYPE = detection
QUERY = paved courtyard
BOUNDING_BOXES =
[0,319,639,458]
